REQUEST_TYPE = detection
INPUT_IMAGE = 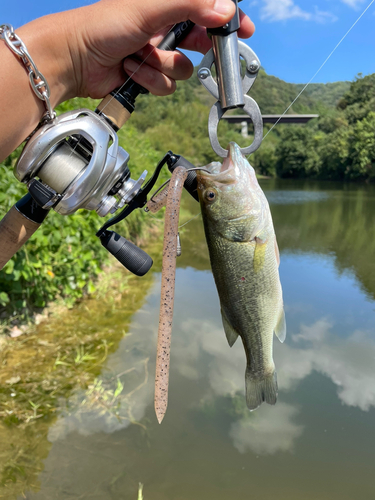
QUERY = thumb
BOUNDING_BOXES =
[127,0,236,35]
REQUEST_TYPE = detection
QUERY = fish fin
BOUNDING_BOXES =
[274,237,280,267]
[245,370,278,411]
[253,236,267,274]
[274,306,286,343]
[221,308,239,347]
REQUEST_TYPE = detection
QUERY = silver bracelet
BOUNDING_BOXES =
[0,23,56,122]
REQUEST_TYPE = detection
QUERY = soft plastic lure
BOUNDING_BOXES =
[153,167,187,424]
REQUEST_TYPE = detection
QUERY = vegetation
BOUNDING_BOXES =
[273,74,375,181]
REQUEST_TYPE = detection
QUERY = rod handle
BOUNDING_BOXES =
[0,194,49,270]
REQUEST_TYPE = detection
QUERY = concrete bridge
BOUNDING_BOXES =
[222,114,319,138]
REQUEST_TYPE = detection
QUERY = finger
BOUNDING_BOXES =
[122,59,176,96]
[131,44,194,81]
[238,10,256,38]
[178,26,212,55]
[163,11,255,55]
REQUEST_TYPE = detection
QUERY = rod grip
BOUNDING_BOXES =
[0,207,39,270]
[0,194,49,270]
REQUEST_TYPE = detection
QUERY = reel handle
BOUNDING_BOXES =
[99,230,153,276]
[0,194,49,270]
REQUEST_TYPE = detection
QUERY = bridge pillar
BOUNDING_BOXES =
[241,121,248,138]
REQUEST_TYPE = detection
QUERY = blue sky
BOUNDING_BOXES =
[2,0,375,84]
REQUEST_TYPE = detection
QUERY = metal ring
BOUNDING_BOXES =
[208,95,263,158]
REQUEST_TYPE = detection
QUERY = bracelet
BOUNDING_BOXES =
[0,23,56,122]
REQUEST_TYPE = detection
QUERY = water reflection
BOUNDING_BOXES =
[230,403,304,455]
[277,319,375,412]
[3,181,375,499]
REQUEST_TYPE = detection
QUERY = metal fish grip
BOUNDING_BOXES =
[198,41,263,158]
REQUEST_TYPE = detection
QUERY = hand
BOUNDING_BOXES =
[59,0,255,99]
[0,0,255,160]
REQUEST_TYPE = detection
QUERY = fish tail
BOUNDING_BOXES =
[245,369,278,411]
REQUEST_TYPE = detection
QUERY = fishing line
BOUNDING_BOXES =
[178,212,201,229]
[260,0,375,144]
[146,200,201,229]
[98,45,159,117]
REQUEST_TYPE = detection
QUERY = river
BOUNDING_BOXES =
[1,179,375,499]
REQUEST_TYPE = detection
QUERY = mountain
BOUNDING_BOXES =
[194,68,351,114]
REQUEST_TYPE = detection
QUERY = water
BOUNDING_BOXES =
[3,180,375,499]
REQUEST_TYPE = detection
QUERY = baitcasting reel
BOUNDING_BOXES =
[4,20,198,277]
[15,109,147,217]
[14,108,154,276]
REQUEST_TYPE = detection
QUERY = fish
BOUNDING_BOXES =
[197,142,286,411]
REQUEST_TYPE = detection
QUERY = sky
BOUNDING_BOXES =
[2,0,375,84]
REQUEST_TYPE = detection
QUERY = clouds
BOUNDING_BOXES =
[47,264,375,459]
[260,0,312,21]
[340,0,366,7]
[256,0,353,23]
[230,403,304,455]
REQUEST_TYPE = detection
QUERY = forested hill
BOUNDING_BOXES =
[244,70,350,113]
[193,68,350,113]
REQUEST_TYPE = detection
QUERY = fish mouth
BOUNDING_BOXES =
[221,142,241,173]
[199,142,241,182]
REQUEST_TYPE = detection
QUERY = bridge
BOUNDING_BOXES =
[222,114,319,137]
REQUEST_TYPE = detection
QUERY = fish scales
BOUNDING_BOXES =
[197,142,286,411]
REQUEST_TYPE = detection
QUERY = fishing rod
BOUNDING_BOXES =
[0,0,263,275]
[0,20,198,275]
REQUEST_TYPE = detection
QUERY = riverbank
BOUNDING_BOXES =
[0,235,163,497]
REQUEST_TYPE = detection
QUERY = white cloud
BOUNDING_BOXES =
[340,0,365,8]
[260,0,311,21]
[260,0,337,23]
[230,403,304,455]
[276,319,375,412]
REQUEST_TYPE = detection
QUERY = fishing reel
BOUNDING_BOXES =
[15,108,154,275]
[14,108,198,276]
[16,109,146,217]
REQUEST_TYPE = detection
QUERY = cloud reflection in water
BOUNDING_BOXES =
[48,272,375,457]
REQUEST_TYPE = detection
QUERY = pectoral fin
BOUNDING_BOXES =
[221,308,239,347]
[253,236,267,274]
[274,306,286,343]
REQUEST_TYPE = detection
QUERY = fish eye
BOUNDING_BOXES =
[204,189,217,203]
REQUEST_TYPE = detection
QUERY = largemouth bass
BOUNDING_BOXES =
[197,142,286,411]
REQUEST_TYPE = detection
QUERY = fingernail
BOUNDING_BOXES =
[214,0,234,15]
[134,48,144,59]
[123,58,139,74]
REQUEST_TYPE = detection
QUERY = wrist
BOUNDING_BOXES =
[17,13,78,108]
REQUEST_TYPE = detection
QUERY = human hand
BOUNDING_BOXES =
[47,0,255,101]
[0,0,255,160]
